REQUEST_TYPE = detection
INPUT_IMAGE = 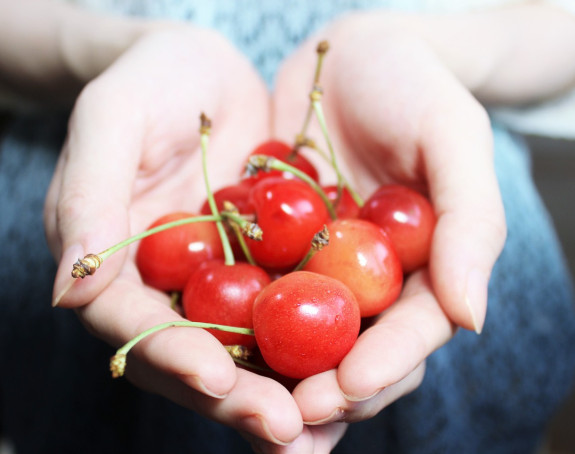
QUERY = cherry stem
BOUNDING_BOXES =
[110,320,255,378]
[220,207,260,266]
[229,225,257,266]
[221,209,263,242]
[293,225,329,271]
[224,345,272,372]
[299,140,364,208]
[295,41,330,153]
[248,155,337,220]
[310,88,364,208]
[71,214,222,279]
[200,113,235,266]
[169,292,180,310]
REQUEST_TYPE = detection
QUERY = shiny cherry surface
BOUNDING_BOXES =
[360,184,436,273]
[252,271,360,379]
[247,177,329,270]
[183,260,271,348]
[136,212,224,291]
[304,219,403,317]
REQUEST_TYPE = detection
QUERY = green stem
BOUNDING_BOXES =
[99,214,221,261]
[229,222,257,266]
[292,248,316,272]
[311,98,364,208]
[110,320,255,378]
[294,42,329,155]
[260,157,337,220]
[220,208,260,266]
[169,292,180,310]
[200,118,235,266]
[119,320,254,356]
[302,141,365,208]
[292,225,329,272]
[311,98,343,193]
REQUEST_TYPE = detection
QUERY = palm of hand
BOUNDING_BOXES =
[264,14,503,452]
[46,28,306,445]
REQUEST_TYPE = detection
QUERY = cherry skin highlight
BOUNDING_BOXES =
[182,260,271,348]
[360,184,436,273]
[246,177,329,270]
[136,212,224,292]
[304,219,403,318]
[252,271,361,379]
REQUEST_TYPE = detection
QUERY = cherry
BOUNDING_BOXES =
[246,177,329,270]
[323,184,360,219]
[304,219,403,318]
[136,212,224,291]
[200,179,255,217]
[360,184,436,273]
[182,260,271,348]
[242,140,319,184]
[252,271,360,379]
[199,180,256,260]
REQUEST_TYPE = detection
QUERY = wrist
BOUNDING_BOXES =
[338,5,575,106]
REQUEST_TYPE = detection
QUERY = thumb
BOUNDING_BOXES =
[424,98,507,334]
[47,82,142,308]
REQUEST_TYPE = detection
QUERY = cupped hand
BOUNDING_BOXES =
[44,26,303,445]
[265,11,506,452]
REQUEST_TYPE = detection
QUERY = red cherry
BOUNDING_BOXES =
[246,177,329,270]
[243,140,319,184]
[136,212,224,291]
[360,184,436,273]
[323,185,360,219]
[304,219,403,318]
[200,179,255,217]
[182,260,271,348]
[200,180,256,260]
[252,271,360,379]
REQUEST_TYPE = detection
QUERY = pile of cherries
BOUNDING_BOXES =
[133,133,435,379]
[73,41,436,382]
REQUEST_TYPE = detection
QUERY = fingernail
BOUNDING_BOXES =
[341,387,382,403]
[52,278,76,307]
[304,407,346,425]
[239,414,289,446]
[52,244,84,307]
[465,268,488,334]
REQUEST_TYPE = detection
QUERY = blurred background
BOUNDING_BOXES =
[530,135,575,454]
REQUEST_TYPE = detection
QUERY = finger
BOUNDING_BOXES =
[295,363,425,426]
[245,423,348,454]
[75,266,238,398]
[326,36,506,332]
[127,363,303,446]
[338,271,455,400]
[291,271,454,424]
[50,78,148,308]
[422,98,507,333]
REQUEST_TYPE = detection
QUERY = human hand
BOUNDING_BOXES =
[44,26,303,445]
[261,12,506,452]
